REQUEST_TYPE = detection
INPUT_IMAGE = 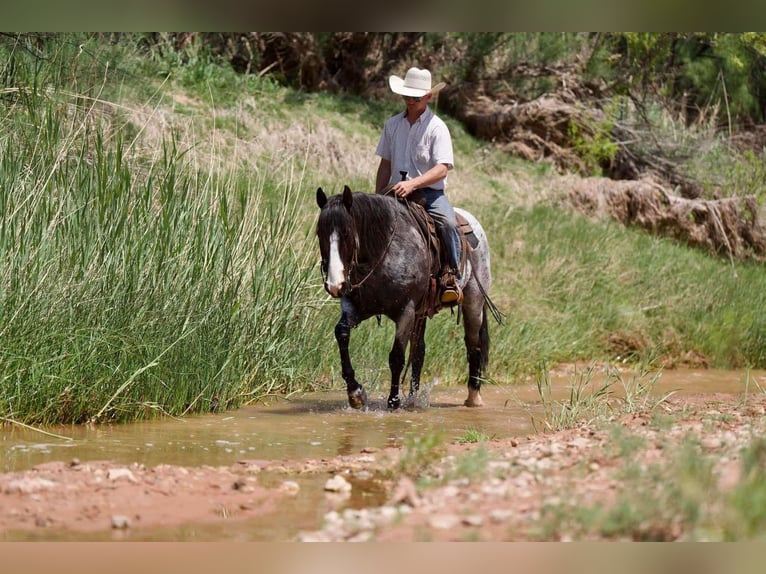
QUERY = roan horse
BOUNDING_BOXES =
[316,185,499,410]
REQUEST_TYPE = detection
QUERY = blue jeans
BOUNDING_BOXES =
[410,188,461,273]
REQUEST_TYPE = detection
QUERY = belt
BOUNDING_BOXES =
[417,187,444,193]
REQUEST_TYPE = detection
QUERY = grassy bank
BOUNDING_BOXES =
[2,34,766,424]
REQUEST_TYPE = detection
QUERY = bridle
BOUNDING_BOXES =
[319,205,400,294]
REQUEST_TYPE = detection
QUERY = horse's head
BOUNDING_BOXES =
[316,186,356,297]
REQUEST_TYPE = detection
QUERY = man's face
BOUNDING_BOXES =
[403,93,431,114]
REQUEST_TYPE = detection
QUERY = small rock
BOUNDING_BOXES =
[280,480,300,494]
[6,478,57,494]
[324,474,352,493]
[373,506,399,527]
[388,476,422,508]
[490,509,513,523]
[35,516,51,528]
[488,460,511,472]
[232,478,256,492]
[429,514,460,530]
[440,485,460,498]
[702,437,722,450]
[462,514,484,527]
[111,515,130,529]
[107,468,137,483]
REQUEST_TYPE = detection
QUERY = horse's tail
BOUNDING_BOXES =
[475,275,504,325]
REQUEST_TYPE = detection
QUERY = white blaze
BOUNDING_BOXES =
[325,230,345,296]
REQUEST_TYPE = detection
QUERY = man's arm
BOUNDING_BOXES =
[375,158,392,194]
[388,163,449,199]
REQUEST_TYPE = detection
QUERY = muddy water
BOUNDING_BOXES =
[3,368,762,473]
[1,368,762,540]
[2,385,535,474]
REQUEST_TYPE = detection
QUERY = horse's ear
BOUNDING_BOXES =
[316,187,327,209]
[342,185,353,211]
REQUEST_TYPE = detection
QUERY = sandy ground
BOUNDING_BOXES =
[1,392,764,541]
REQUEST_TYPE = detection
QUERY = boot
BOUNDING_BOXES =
[439,268,463,305]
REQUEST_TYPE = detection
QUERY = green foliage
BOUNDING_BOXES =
[455,427,493,444]
[567,103,621,176]
[538,430,766,541]
[605,33,766,126]
[532,362,671,432]
[446,446,491,483]
[396,430,447,479]
[725,437,766,539]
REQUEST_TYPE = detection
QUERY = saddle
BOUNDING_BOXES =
[405,200,478,315]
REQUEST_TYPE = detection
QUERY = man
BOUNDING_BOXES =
[374,66,463,305]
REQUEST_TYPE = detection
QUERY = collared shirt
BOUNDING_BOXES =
[375,107,454,190]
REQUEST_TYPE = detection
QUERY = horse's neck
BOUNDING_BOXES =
[355,196,399,255]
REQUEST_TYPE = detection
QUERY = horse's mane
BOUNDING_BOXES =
[318,192,403,263]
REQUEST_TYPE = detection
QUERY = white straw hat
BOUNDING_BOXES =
[388,67,446,97]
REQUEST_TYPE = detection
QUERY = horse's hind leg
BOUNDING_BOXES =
[463,300,489,408]
[387,306,417,409]
[335,309,367,409]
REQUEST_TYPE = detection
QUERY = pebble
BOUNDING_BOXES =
[462,514,484,527]
[280,480,300,494]
[428,514,460,530]
[489,509,514,523]
[5,478,57,494]
[107,468,137,483]
[388,476,422,507]
[324,474,352,493]
[111,515,130,529]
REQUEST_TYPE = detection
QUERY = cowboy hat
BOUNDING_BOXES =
[388,67,446,98]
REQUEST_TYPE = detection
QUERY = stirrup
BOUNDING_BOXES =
[440,285,463,305]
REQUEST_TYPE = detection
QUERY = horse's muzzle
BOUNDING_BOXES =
[324,279,347,298]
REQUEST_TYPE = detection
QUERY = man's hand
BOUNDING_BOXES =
[390,179,417,199]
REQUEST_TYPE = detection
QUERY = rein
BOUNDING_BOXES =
[347,210,400,291]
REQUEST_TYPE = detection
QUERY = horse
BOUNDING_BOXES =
[315,185,499,410]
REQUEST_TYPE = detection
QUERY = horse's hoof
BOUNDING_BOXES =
[387,395,401,410]
[348,387,368,410]
[464,389,484,407]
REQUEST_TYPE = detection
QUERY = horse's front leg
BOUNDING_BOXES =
[387,305,417,409]
[335,304,367,409]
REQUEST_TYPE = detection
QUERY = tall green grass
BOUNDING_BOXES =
[4,34,766,424]
[0,136,322,424]
[0,40,324,423]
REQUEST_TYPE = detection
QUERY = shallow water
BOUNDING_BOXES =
[1,385,533,474]
[1,367,762,540]
[3,368,763,474]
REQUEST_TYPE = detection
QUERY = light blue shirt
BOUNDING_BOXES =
[375,107,454,190]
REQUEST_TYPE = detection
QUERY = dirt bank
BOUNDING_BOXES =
[2,391,764,541]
